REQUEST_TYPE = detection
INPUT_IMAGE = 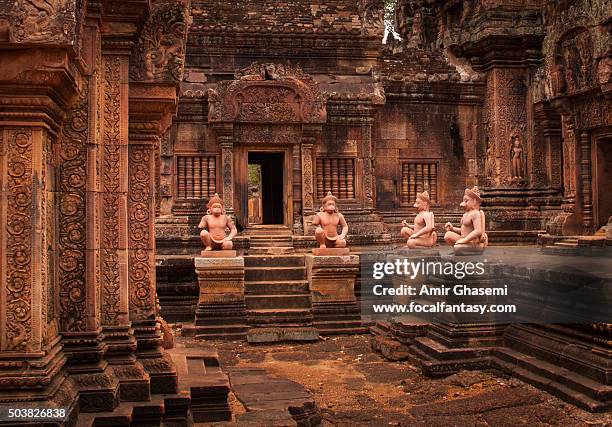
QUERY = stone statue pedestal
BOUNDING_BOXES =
[312,247,350,256]
[305,253,363,334]
[200,250,237,258]
[453,245,486,256]
[184,255,247,340]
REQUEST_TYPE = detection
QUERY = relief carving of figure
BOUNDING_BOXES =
[510,135,525,183]
[313,192,348,249]
[444,186,488,254]
[198,194,237,251]
[400,191,437,248]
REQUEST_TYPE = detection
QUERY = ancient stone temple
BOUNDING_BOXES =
[0,0,610,424]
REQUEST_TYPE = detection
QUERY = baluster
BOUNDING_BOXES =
[347,159,354,198]
[324,158,332,194]
[202,157,209,199]
[431,163,437,204]
[408,163,416,203]
[339,158,346,198]
[194,156,202,199]
[401,163,409,205]
[316,158,324,198]
[208,157,216,197]
[416,163,423,197]
[178,157,186,199]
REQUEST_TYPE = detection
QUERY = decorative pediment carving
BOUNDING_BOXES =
[130,0,191,83]
[208,62,327,124]
[358,0,385,38]
[9,0,79,44]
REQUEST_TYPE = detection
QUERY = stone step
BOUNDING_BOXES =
[171,348,232,423]
[245,266,306,282]
[244,254,305,267]
[245,294,311,310]
[245,280,309,294]
[541,245,579,256]
[250,239,293,248]
[554,241,579,247]
[248,247,295,255]
[411,336,494,362]
[317,326,370,336]
[494,347,612,402]
[493,356,610,412]
[190,324,248,335]
[247,327,319,343]
[247,308,314,325]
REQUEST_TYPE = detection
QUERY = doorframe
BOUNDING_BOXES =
[236,146,293,230]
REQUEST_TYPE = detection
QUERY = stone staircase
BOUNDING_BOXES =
[245,225,295,255]
[77,348,230,426]
[244,253,318,342]
[540,235,608,256]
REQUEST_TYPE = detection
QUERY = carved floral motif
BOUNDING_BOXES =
[58,82,88,333]
[101,55,122,326]
[129,146,155,320]
[5,129,33,350]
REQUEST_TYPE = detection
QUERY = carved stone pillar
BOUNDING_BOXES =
[100,49,149,402]
[128,126,177,394]
[0,122,75,416]
[361,117,375,210]
[56,22,123,412]
[301,131,315,217]
[579,131,594,231]
[482,67,528,188]
[213,123,235,215]
[292,142,304,234]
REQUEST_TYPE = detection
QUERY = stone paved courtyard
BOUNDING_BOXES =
[177,335,612,426]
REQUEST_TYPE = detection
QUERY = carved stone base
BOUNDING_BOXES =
[452,245,486,255]
[62,332,119,412]
[201,249,238,257]
[408,268,506,376]
[0,343,79,426]
[190,256,247,339]
[103,325,151,402]
[494,324,612,412]
[312,247,350,256]
[133,319,179,395]
[305,254,362,334]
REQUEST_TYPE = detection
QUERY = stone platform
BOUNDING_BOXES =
[229,368,321,426]
[183,254,247,340]
[305,253,365,335]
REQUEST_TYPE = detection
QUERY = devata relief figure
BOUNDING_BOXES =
[444,186,488,254]
[510,135,524,182]
[313,192,348,249]
[199,194,237,251]
[400,191,437,248]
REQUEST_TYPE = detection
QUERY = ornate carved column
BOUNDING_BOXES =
[125,0,189,395]
[292,141,304,234]
[212,123,235,215]
[127,115,177,394]
[0,69,78,416]
[360,111,375,210]
[100,44,149,401]
[301,125,318,218]
[579,131,594,231]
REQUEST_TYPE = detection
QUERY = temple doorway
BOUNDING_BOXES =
[247,152,285,225]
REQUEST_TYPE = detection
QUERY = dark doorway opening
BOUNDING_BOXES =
[248,152,284,225]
